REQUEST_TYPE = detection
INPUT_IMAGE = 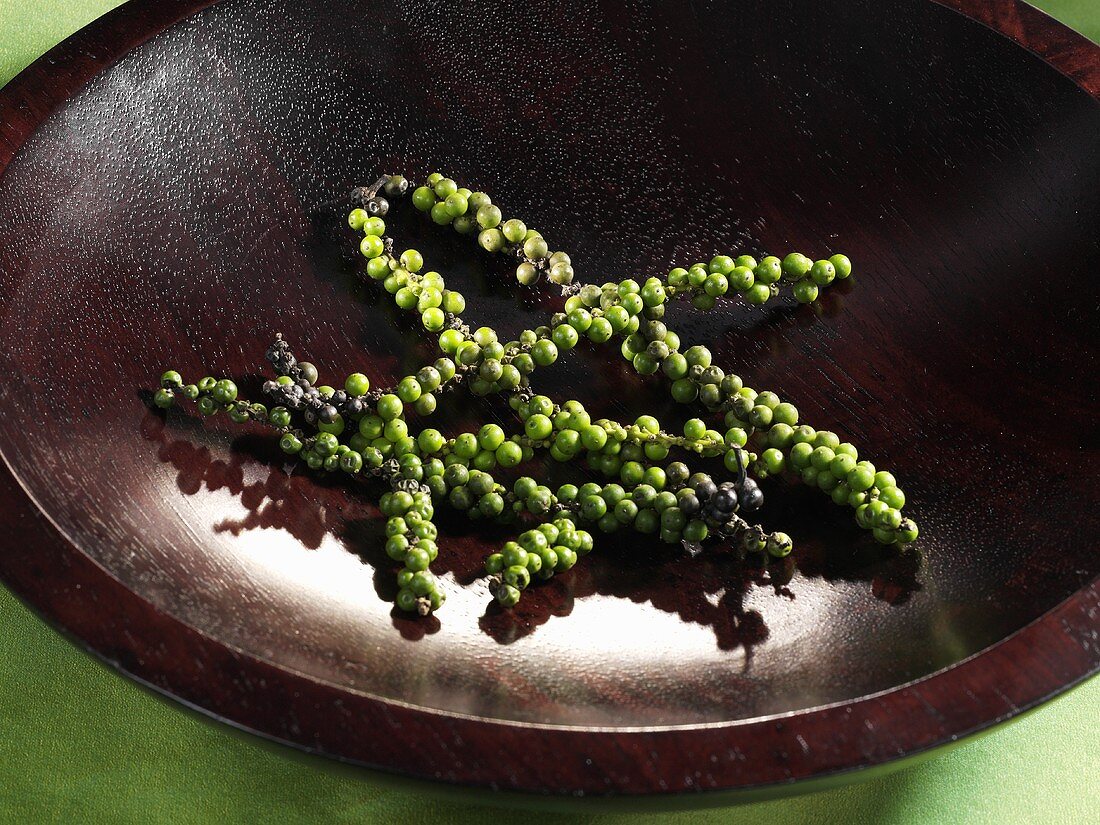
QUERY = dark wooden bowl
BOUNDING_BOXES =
[0,0,1097,807]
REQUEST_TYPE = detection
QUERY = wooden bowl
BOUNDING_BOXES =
[0,0,1096,807]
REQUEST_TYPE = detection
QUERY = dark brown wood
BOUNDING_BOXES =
[0,0,1096,803]
[935,0,1100,95]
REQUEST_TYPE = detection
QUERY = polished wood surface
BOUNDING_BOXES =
[0,0,1096,801]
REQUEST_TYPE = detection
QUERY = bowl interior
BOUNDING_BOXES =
[0,0,1097,728]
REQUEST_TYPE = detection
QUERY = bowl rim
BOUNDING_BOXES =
[0,0,1097,802]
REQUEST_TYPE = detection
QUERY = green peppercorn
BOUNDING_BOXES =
[789,442,814,469]
[767,532,793,557]
[761,448,785,474]
[383,418,408,443]
[524,414,553,441]
[872,527,896,545]
[781,253,812,280]
[749,405,773,428]
[704,273,728,297]
[318,414,345,436]
[495,583,521,607]
[772,402,798,426]
[531,339,558,366]
[211,379,237,404]
[360,234,385,258]
[895,518,918,543]
[552,324,580,350]
[501,219,527,243]
[729,266,754,291]
[744,283,772,304]
[580,494,607,521]
[411,186,436,211]
[830,254,852,279]
[393,588,418,612]
[478,228,504,252]
[377,394,403,420]
[768,423,795,449]
[755,256,784,284]
[830,454,857,480]
[847,465,875,492]
[831,482,852,505]
[420,307,444,331]
[810,446,836,471]
[810,259,836,286]
[443,192,468,218]
[635,508,659,533]
[793,280,819,303]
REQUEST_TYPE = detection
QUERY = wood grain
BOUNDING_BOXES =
[0,0,1096,803]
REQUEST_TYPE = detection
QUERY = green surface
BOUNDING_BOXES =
[0,1,1097,822]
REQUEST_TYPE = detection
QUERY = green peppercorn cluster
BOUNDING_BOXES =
[152,172,918,616]
[410,173,576,288]
[485,517,594,607]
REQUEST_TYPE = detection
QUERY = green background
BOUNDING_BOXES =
[0,1,1097,822]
